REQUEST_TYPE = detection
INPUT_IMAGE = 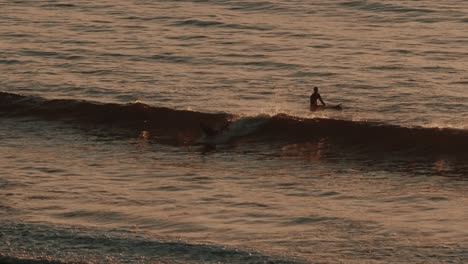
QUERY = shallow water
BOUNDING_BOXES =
[1,0,468,263]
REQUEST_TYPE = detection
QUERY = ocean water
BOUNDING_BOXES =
[1,0,468,263]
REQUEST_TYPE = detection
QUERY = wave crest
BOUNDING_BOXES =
[2,92,468,154]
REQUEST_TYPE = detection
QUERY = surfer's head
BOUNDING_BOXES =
[314,87,319,92]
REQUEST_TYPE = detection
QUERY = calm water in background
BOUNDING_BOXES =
[1,1,468,263]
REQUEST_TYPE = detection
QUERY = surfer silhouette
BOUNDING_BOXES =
[199,120,230,137]
[200,123,217,137]
[310,86,326,111]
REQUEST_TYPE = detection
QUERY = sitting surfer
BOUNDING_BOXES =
[310,86,326,111]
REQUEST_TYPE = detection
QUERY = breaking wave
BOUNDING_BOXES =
[1,92,468,155]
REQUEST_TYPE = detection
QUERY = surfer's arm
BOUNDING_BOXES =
[318,95,326,106]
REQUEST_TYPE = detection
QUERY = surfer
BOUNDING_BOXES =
[199,120,230,137]
[200,123,218,137]
[310,86,326,111]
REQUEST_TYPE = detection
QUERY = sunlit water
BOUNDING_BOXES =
[1,1,468,263]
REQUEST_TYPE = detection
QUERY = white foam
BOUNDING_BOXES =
[197,115,269,145]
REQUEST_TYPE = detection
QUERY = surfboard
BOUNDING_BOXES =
[310,104,342,112]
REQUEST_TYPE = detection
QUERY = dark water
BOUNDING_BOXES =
[1,1,468,263]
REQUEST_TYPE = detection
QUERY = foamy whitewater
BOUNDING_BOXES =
[1,1,467,263]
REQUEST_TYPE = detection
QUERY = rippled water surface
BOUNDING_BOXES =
[2,117,468,263]
[1,1,468,263]
[2,0,468,127]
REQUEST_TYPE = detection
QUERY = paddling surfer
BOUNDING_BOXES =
[310,86,326,111]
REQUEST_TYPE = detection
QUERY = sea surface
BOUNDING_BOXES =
[1,0,468,263]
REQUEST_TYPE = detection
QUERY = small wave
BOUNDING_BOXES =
[228,1,287,12]
[290,71,337,78]
[0,59,27,65]
[218,60,299,70]
[150,53,195,64]
[1,92,468,155]
[41,3,77,9]
[340,1,433,14]
[20,50,60,58]
[172,19,271,31]
[18,50,85,61]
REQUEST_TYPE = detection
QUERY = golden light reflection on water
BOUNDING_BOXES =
[280,138,329,161]
[2,131,468,262]
[433,159,451,173]
[2,0,468,262]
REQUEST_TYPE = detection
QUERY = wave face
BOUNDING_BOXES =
[0,92,230,143]
[2,92,468,155]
